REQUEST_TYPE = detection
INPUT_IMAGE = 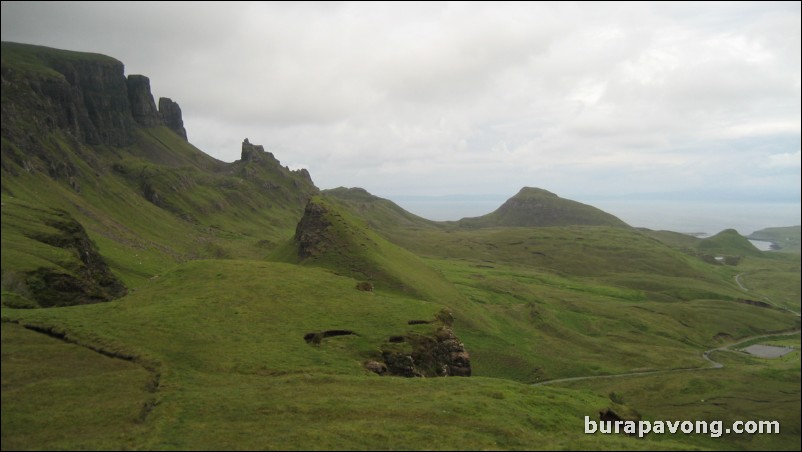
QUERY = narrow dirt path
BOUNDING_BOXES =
[734,273,749,291]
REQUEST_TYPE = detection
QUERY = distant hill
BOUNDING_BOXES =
[748,226,801,253]
[698,229,762,257]
[323,187,441,232]
[457,187,629,228]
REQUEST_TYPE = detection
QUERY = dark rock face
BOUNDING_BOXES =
[1,43,189,151]
[295,201,331,259]
[51,59,137,147]
[126,75,162,127]
[412,327,472,377]
[241,138,268,162]
[382,350,419,377]
[158,97,187,140]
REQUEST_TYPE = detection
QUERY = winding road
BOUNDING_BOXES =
[533,270,800,387]
[532,329,799,387]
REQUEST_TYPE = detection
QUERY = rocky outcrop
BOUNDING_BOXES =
[294,201,331,259]
[293,168,312,182]
[241,138,269,162]
[410,326,472,377]
[1,53,137,148]
[126,75,162,127]
[1,42,188,151]
[22,209,127,307]
[158,97,187,140]
[372,324,471,377]
[49,58,137,147]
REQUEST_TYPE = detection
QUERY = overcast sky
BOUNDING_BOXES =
[2,2,800,218]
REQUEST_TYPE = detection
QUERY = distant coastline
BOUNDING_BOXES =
[393,197,801,237]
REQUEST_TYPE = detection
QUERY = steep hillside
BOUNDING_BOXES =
[272,196,461,302]
[1,42,317,305]
[458,187,629,229]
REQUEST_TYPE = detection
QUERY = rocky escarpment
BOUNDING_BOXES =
[158,97,187,140]
[1,41,188,151]
[127,75,162,128]
[128,76,188,139]
[1,47,135,147]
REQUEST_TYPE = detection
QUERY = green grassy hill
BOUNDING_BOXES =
[748,225,801,253]
[458,187,629,229]
[1,42,317,306]
[698,229,762,258]
[271,196,462,303]
[323,186,441,232]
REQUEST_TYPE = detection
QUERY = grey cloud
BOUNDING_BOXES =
[1,1,799,207]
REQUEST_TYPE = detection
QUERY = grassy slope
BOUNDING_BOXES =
[2,260,682,450]
[1,322,153,451]
[271,196,462,303]
[323,186,442,232]
[1,126,313,292]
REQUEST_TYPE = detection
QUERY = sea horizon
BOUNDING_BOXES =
[389,196,801,237]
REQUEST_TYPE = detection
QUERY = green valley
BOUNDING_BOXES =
[2,42,799,450]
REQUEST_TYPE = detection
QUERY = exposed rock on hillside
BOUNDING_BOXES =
[127,75,162,127]
[377,326,471,377]
[294,201,331,259]
[1,42,189,151]
[158,97,187,140]
[241,138,269,162]
[22,209,127,307]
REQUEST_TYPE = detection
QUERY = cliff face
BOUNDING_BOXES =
[1,42,319,308]
[0,42,187,149]
[159,97,187,140]
[127,74,162,128]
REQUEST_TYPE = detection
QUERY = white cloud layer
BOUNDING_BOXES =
[2,1,799,203]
